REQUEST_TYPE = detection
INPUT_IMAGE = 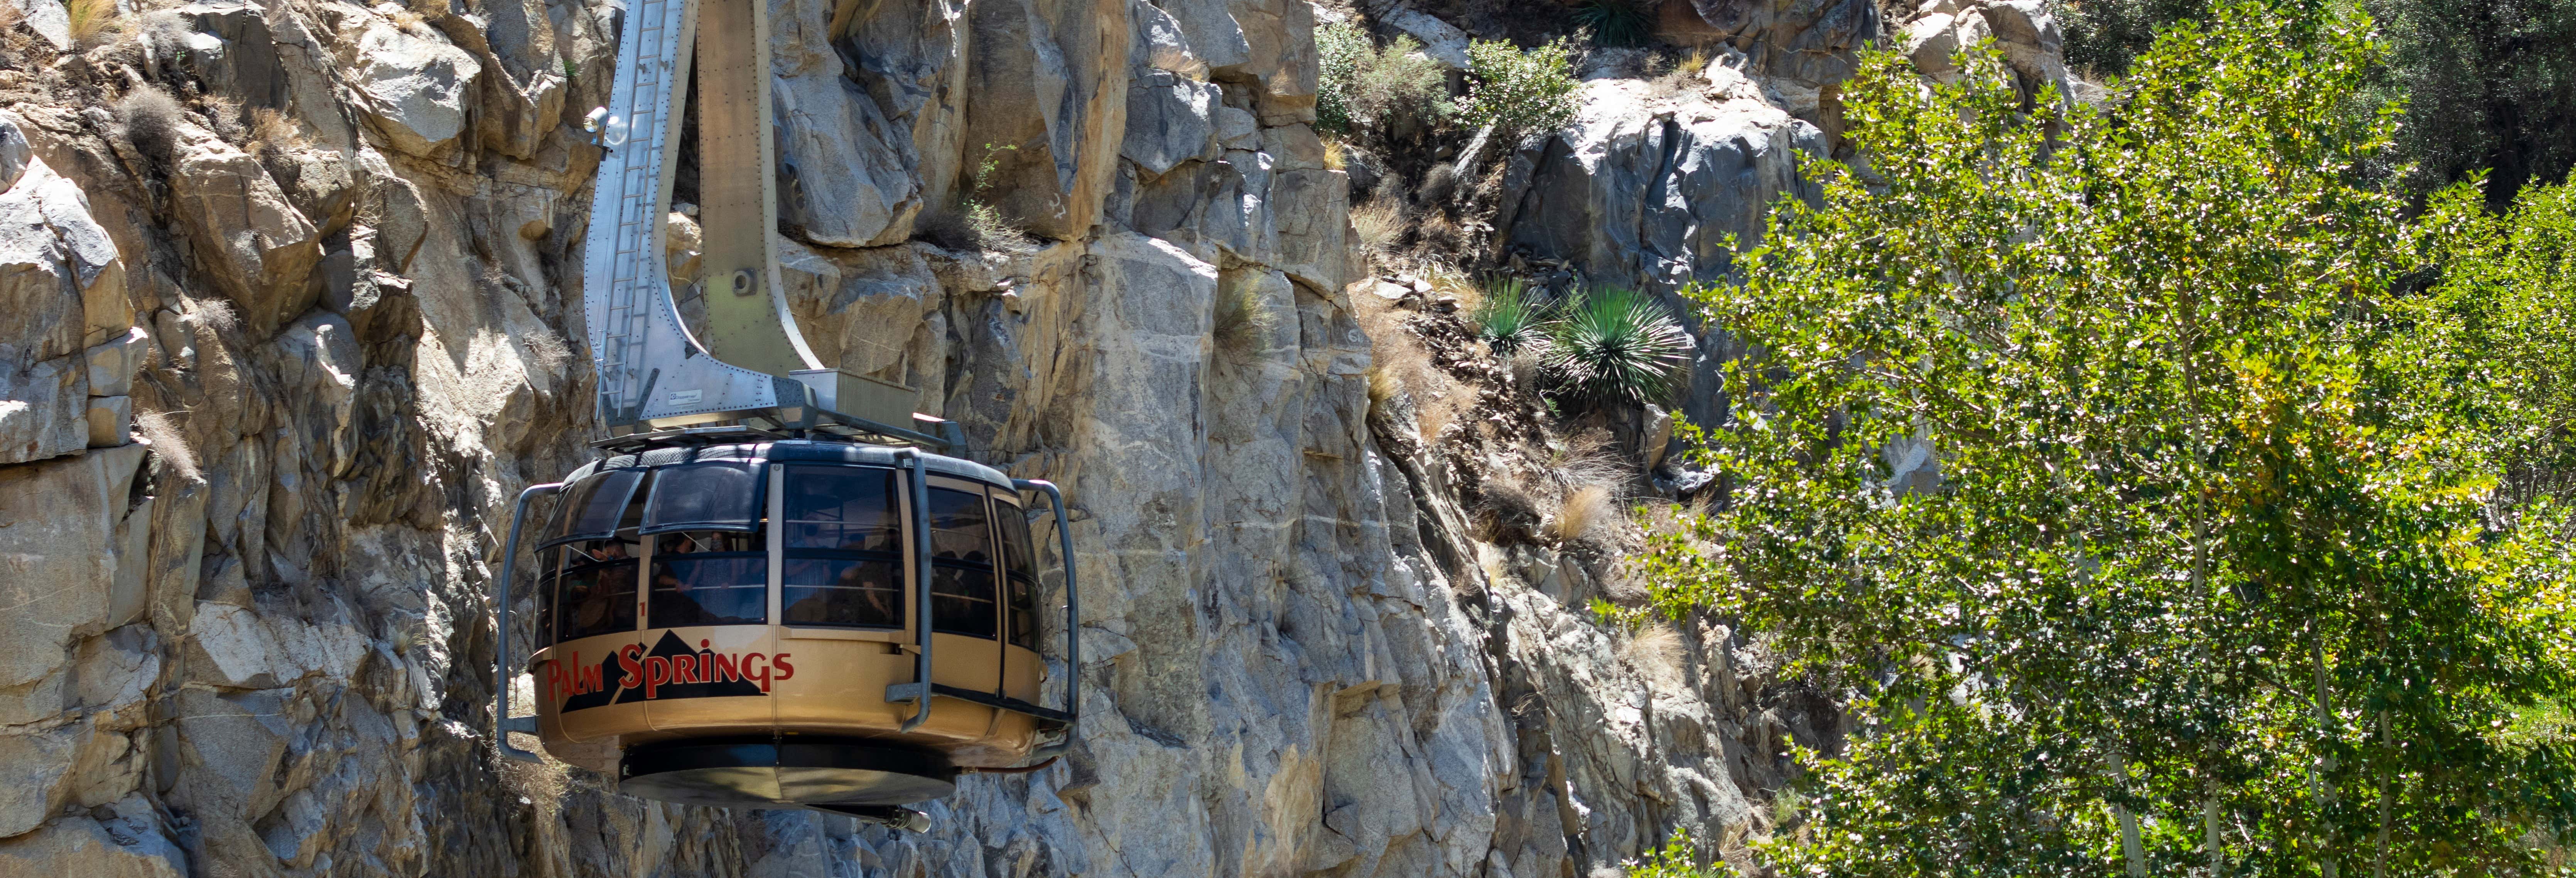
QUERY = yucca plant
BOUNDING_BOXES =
[1539,286,1691,408]
[1470,275,1552,356]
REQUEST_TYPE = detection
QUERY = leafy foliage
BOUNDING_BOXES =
[1469,275,1551,355]
[2048,0,2576,203]
[1646,1,2576,873]
[1314,24,1452,142]
[1622,831,1727,877]
[1315,20,1369,135]
[1539,286,1691,409]
[2374,0,2576,205]
[2048,0,2214,72]
[1457,37,1580,144]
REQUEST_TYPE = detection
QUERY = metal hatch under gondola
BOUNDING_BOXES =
[487,0,1077,832]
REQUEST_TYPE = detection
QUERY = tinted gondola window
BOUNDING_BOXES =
[557,540,640,640]
[647,531,767,627]
[781,466,905,629]
[928,488,999,639]
[996,501,1040,650]
[545,469,646,546]
[641,461,764,534]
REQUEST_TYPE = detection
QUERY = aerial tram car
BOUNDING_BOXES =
[488,0,1075,831]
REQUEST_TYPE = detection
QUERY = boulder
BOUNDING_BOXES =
[1357,0,1469,71]
[1151,0,1251,71]
[1271,168,1353,292]
[1216,0,1316,124]
[350,24,482,159]
[0,160,87,465]
[85,395,130,447]
[0,811,186,877]
[82,328,147,400]
[0,730,81,838]
[1133,0,1207,78]
[166,128,321,335]
[178,0,292,111]
[773,76,922,248]
[1123,70,1220,176]
[0,444,149,691]
[22,161,128,347]
[963,0,1130,241]
[6,0,72,52]
[0,117,29,192]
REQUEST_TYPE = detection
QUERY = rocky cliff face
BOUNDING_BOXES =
[0,0,2058,875]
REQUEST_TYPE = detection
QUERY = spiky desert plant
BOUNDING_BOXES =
[1539,285,1690,408]
[1470,275,1551,356]
[1570,0,1653,48]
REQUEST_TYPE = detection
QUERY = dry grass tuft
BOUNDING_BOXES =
[523,327,574,371]
[1544,427,1625,490]
[388,8,426,30]
[1621,621,1685,689]
[1678,46,1712,75]
[66,0,121,48]
[1214,280,1277,353]
[1366,363,1399,421]
[186,295,240,333]
[1351,197,1405,255]
[0,4,24,39]
[1547,483,1613,544]
[134,408,199,482]
[1416,212,1464,254]
[1322,137,1346,170]
[248,107,308,154]
[1420,260,1481,314]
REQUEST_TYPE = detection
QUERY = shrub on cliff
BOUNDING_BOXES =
[1314,22,1452,142]
[1648,0,2576,872]
[1457,37,1579,144]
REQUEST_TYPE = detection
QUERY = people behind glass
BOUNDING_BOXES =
[651,531,763,625]
[561,540,635,639]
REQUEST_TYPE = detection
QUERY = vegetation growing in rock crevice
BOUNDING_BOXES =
[1646,0,2576,871]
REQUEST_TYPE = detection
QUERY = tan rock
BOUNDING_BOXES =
[0,808,184,876]
[167,128,321,336]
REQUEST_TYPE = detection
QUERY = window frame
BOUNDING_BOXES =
[777,463,913,632]
[922,482,1003,641]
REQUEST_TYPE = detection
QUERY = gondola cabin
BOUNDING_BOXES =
[495,440,1077,830]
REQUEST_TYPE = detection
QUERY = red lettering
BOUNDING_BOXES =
[545,661,567,701]
[773,653,794,682]
[617,645,644,689]
[577,656,602,695]
[645,656,670,699]
[712,652,737,683]
[744,653,770,692]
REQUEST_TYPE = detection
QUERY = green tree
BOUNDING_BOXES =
[2049,0,2576,204]
[1648,2,2576,873]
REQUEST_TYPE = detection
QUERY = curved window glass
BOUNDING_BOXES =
[542,469,647,548]
[996,500,1040,650]
[641,461,765,535]
[928,488,998,639]
[646,531,767,627]
[557,539,640,641]
[781,466,904,629]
